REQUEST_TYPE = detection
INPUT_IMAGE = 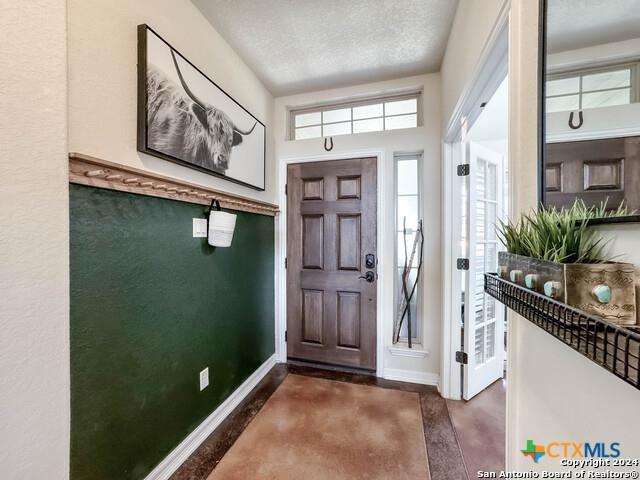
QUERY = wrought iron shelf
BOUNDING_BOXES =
[485,273,640,390]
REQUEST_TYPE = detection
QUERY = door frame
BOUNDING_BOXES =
[276,150,386,377]
[441,4,510,401]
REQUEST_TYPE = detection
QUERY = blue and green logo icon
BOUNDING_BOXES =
[521,440,546,463]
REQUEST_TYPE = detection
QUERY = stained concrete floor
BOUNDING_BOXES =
[172,363,470,480]
[207,374,430,480]
[446,378,506,477]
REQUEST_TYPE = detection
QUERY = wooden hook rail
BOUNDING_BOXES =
[68,153,279,216]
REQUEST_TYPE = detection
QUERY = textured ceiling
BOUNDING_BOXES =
[547,0,640,53]
[192,0,459,96]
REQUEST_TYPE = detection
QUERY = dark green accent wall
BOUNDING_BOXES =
[70,184,275,480]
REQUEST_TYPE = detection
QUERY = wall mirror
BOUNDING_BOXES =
[540,0,640,223]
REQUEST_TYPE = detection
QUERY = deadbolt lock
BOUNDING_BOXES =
[365,254,376,269]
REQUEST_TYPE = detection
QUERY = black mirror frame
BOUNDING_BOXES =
[537,0,640,225]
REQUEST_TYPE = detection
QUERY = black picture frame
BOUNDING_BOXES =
[538,1,640,224]
[537,0,547,209]
[137,24,266,191]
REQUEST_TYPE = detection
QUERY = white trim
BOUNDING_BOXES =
[143,354,277,480]
[277,149,386,376]
[546,126,640,143]
[382,368,439,386]
[444,0,511,143]
[387,345,430,359]
[440,142,462,400]
[504,0,542,469]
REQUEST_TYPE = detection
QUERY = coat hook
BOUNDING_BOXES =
[324,137,334,151]
[568,111,583,130]
[206,198,220,217]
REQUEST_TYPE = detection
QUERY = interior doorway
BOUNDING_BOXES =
[441,13,509,475]
[448,68,509,479]
[286,158,378,370]
[461,77,509,400]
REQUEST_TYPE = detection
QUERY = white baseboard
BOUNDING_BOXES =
[383,368,439,386]
[144,354,277,480]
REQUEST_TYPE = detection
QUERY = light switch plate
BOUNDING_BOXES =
[193,218,207,238]
[199,367,209,391]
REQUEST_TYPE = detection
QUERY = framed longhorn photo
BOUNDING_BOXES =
[137,25,266,190]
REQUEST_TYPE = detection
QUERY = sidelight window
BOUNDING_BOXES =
[394,153,423,342]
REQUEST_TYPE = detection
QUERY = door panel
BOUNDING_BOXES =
[337,214,361,270]
[302,215,324,269]
[302,289,324,344]
[463,142,505,400]
[337,176,361,199]
[303,178,324,200]
[287,158,377,370]
[337,291,361,348]
[544,136,640,211]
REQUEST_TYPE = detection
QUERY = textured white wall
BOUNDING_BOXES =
[0,2,278,478]
[440,0,508,129]
[273,74,442,382]
[0,1,70,479]
[508,0,640,472]
[68,0,277,204]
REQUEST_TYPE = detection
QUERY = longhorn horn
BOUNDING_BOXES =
[170,50,205,108]
[234,122,257,136]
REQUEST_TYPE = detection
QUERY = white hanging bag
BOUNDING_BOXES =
[207,200,237,247]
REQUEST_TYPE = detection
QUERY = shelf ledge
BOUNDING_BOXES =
[388,345,430,358]
[69,153,279,216]
[485,273,640,391]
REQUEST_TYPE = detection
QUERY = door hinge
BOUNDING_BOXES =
[285,183,288,195]
[284,258,287,269]
[456,258,469,270]
[284,330,288,342]
[456,351,468,364]
[457,164,470,176]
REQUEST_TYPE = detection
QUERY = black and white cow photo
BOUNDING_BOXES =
[138,25,265,190]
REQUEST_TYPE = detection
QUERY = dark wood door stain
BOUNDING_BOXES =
[287,158,377,370]
[544,136,640,211]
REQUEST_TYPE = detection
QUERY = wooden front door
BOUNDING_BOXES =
[287,158,377,370]
[544,136,640,211]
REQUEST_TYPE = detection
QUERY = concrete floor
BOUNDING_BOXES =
[446,378,506,477]
[173,363,469,480]
[207,374,430,480]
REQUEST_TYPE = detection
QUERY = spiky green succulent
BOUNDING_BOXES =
[496,200,631,264]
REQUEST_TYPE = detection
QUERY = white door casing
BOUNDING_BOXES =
[463,141,506,400]
[439,5,509,400]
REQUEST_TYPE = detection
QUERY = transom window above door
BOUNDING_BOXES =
[290,92,421,140]
[545,63,638,113]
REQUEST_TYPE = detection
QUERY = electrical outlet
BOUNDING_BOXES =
[193,218,207,238]
[199,367,209,391]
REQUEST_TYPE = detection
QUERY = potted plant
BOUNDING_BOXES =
[496,201,637,325]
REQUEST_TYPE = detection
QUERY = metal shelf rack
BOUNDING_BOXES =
[485,273,640,390]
